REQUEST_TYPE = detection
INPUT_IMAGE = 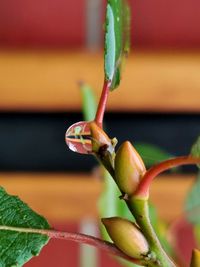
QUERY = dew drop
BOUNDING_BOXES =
[65,121,92,154]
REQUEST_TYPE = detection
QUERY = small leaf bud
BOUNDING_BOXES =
[102,217,149,259]
[90,122,114,154]
[115,141,146,195]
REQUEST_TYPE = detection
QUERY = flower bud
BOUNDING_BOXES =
[115,141,146,195]
[102,217,149,259]
[190,249,200,267]
[90,122,113,153]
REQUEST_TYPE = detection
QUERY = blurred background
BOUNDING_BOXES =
[0,0,200,266]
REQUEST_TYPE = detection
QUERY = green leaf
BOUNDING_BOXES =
[191,136,200,168]
[79,82,97,121]
[0,187,50,267]
[185,172,200,225]
[104,0,130,90]
[134,142,173,168]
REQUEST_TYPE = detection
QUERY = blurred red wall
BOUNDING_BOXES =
[0,0,85,48]
[0,0,200,49]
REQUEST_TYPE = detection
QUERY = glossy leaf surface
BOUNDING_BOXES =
[0,187,50,267]
[104,0,130,90]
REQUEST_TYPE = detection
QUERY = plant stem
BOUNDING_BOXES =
[0,225,141,265]
[95,146,179,266]
[93,132,200,266]
[127,156,200,266]
[95,79,111,128]
[128,198,176,267]
[135,156,200,198]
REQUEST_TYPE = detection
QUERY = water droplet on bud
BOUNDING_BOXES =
[65,121,92,154]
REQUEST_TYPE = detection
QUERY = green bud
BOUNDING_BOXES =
[115,141,146,195]
[190,249,200,267]
[102,217,149,259]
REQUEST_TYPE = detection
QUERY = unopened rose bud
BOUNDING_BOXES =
[102,217,149,259]
[190,249,200,267]
[115,141,146,195]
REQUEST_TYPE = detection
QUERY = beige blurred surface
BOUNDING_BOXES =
[0,172,195,223]
[0,51,200,112]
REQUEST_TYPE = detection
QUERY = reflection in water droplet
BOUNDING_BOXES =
[65,121,92,154]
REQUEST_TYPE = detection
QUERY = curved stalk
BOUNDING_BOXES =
[94,150,176,266]
[0,225,142,265]
[95,79,111,128]
[135,156,200,198]
[128,198,176,267]
[93,140,184,266]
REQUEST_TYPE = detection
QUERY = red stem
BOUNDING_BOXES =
[95,79,111,128]
[25,227,141,264]
[135,156,200,198]
[45,229,141,263]
[0,225,141,264]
